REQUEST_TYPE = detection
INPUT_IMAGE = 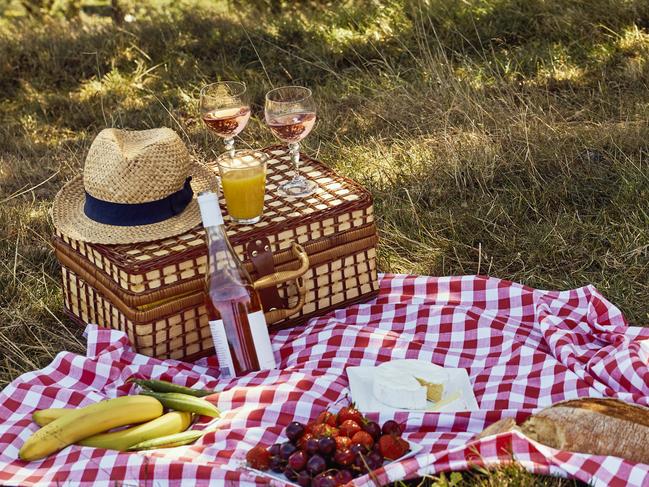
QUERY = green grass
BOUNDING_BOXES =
[1,0,648,484]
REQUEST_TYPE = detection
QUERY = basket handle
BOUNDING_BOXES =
[252,242,309,290]
[262,276,307,323]
[253,243,309,322]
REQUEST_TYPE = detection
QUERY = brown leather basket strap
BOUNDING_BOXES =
[264,276,306,323]
[252,243,310,321]
[246,237,286,310]
[253,243,310,291]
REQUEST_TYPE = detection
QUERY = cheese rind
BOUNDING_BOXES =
[372,360,449,410]
[373,366,427,409]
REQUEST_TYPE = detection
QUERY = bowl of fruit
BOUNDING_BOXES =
[245,404,421,486]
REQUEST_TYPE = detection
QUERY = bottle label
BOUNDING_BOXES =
[248,310,277,370]
[208,319,236,379]
[208,311,276,377]
[197,192,224,227]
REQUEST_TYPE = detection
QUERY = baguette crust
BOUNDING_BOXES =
[475,398,649,464]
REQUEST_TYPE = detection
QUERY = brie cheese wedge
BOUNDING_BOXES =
[372,359,448,410]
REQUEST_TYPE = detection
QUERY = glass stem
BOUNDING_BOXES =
[289,142,300,181]
[224,138,235,158]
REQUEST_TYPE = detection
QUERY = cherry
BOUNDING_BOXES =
[269,456,284,473]
[333,448,354,466]
[381,420,402,436]
[284,467,299,481]
[288,450,308,472]
[312,473,336,487]
[306,454,327,476]
[335,469,354,485]
[286,421,306,443]
[367,451,384,470]
[353,452,369,472]
[268,443,281,457]
[362,421,382,441]
[318,436,336,456]
[297,470,312,487]
[349,443,368,456]
[305,437,320,456]
[279,441,298,460]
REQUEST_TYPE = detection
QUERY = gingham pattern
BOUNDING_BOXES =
[1,274,649,486]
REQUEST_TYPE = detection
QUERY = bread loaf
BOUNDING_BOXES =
[475,398,649,464]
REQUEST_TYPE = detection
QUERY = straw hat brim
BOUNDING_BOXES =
[52,161,217,245]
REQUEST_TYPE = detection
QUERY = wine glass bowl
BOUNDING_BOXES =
[200,81,250,158]
[267,112,316,143]
[265,86,317,198]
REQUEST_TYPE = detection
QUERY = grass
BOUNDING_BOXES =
[1,0,648,484]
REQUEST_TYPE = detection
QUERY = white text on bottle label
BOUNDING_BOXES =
[208,319,236,378]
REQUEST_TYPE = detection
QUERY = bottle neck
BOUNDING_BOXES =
[205,224,239,267]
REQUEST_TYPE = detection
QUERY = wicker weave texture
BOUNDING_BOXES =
[56,146,379,360]
[62,245,379,360]
[55,147,374,296]
[51,128,219,245]
[84,128,192,202]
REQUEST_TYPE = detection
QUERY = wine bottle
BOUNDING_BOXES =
[197,191,276,378]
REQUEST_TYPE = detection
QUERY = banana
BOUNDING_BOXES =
[31,408,192,451]
[19,395,163,461]
[32,408,74,426]
[139,391,220,417]
[79,411,192,451]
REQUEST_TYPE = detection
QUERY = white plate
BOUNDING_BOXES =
[246,443,424,486]
[347,363,479,414]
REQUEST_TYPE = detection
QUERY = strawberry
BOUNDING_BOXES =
[304,421,318,435]
[339,419,362,438]
[378,434,408,461]
[337,404,364,426]
[312,423,339,438]
[398,437,410,453]
[334,435,352,451]
[316,410,338,427]
[246,445,271,470]
[351,430,374,449]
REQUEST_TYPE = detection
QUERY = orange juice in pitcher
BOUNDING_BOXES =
[217,150,267,225]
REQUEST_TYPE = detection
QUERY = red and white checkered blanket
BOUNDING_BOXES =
[1,274,649,486]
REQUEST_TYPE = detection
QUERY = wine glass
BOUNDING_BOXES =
[200,81,251,159]
[265,86,317,198]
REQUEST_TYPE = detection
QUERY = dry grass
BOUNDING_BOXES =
[1,0,649,484]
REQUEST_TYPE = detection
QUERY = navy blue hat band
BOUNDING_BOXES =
[83,177,194,227]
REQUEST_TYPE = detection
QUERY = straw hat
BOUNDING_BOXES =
[52,127,217,245]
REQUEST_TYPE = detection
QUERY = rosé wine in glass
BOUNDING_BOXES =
[200,81,249,159]
[265,86,317,198]
[267,112,316,143]
[202,106,251,139]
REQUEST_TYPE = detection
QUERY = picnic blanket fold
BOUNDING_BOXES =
[1,274,648,486]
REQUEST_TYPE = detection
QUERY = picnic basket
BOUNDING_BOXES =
[53,146,379,361]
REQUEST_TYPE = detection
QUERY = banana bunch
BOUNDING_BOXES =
[20,379,220,461]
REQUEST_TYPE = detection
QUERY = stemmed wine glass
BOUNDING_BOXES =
[200,81,251,159]
[265,86,317,198]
